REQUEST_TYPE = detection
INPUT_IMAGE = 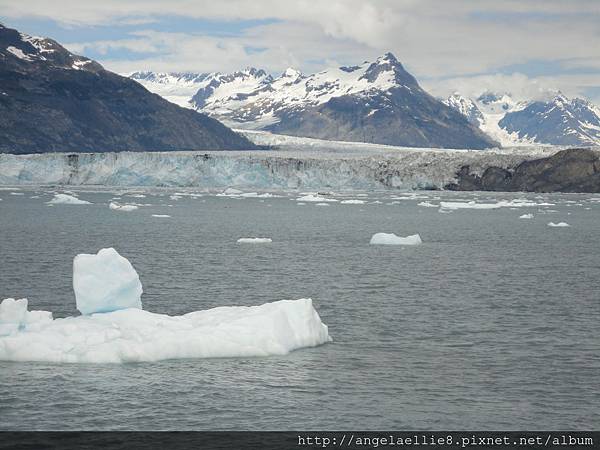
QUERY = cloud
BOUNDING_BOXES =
[3,0,600,101]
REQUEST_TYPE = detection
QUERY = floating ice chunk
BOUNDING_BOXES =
[440,200,539,210]
[10,192,24,195]
[237,238,272,244]
[519,214,534,219]
[315,203,330,207]
[109,202,138,211]
[73,248,143,315]
[548,222,570,227]
[296,194,338,202]
[0,298,330,363]
[47,193,91,205]
[340,199,365,204]
[370,233,422,246]
[418,201,438,208]
[152,214,171,218]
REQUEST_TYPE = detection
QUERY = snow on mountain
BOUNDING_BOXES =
[0,23,103,72]
[443,93,484,125]
[129,53,497,149]
[499,94,600,146]
[128,71,212,108]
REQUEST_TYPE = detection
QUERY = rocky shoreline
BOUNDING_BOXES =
[445,148,600,193]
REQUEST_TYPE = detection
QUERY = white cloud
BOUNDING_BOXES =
[4,0,600,102]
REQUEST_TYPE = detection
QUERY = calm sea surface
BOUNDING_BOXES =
[1,187,599,429]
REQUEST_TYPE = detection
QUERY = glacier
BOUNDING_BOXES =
[0,132,566,191]
[0,247,331,363]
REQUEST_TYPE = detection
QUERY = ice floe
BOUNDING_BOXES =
[109,202,138,211]
[439,199,538,210]
[548,222,570,227]
[0,248,330,363]
[151,214,171,218]
[370,233,422,246]
[418,201,438,208]
[519,214,534,219]
[237,238,272,244]
[340,199,366,204]
[47,193,91,205]
[296,194,338,202]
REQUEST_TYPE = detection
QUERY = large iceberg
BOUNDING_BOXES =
[0,248,331,363]
[0,298,330,363]
[73,248,143,315]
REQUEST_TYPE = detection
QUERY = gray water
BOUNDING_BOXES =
[1,187,599,430]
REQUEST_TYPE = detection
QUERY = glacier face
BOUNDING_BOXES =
[0,133,564,190]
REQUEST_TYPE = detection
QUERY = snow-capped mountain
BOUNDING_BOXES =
[443,93,484,125]
[444,90,600,147]
[0,24,254,153]
[499,94,600,147]
[130,53,498,149]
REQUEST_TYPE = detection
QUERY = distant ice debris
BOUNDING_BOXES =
[418,201,438,208]
[73,248,143,315]
[440,199,537,210]
[109,202,138,211]
[152,214,171,218]
[296,194,338,202]
[315,203,330,206]
[47,193,91,205]
[519,213,534,219]
[223,187,243,195]
[340,199,366,204]
[548,222,570,227]
[0,248,330,362]
[237,237,272,244]
[370,233,422,246]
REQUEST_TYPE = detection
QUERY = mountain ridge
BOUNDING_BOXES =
[0,24,255,154]
[131,53,497,149]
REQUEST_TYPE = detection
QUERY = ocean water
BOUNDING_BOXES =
[1,187,599,430]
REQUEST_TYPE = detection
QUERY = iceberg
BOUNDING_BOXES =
[237,238,272,244]
[0,248,331,363]
[109,202,138,211]
[548,222,570,227]
[370,233,422,246]
[47,193,91,205]
[0,298,330,363]
[151,214,171,218]
[296,194,338,202]
[519,213,534,219]
[340,199,366,204]
[73,248,143,315]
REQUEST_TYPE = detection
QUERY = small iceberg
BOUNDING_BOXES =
[109,202,138,211]
[296,194,338,203]
[0,248,330,363]
[370,233,422,246]
[418,201,438,208]
[47,193,91,205]
[548,222,570,227]
[340,199,365,205]
[237,237,272,244]
[519,214,534,219]
[152,214,171,218]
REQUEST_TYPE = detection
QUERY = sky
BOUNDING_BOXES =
[1,0,600,103]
